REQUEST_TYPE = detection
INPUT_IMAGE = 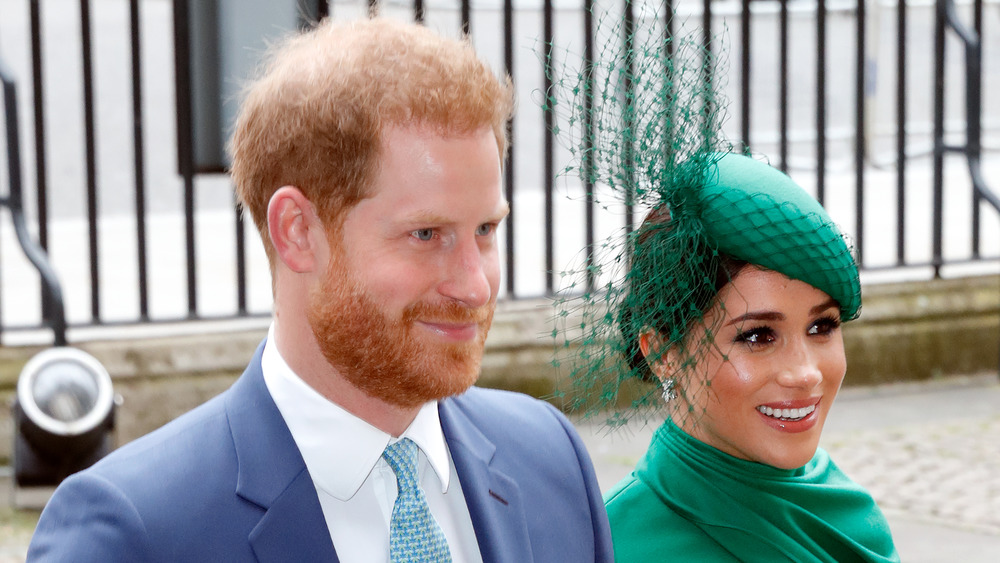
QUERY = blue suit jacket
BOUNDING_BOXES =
[28,342,613,562]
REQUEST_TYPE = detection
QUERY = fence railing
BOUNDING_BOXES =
[0,55,66,345]
[0,0,997,344]
[935,0,1000,263]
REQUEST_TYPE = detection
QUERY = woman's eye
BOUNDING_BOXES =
[412,228,434,241]
[475,223,495,236]
[734,327,775,348]
[808,316,841,336]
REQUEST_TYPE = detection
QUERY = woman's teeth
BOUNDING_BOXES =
[757,404,816,421]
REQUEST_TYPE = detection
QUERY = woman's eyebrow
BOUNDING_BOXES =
[725,311,783,327]
[810,299,840,315]
[724,298,840,327]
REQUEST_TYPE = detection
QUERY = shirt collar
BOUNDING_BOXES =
[400,401,451,494]
[261,324,451,501]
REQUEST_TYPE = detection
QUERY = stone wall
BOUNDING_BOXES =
[1,274,997,465]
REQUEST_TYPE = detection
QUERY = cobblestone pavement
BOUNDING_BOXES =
[0,501,35,563]
[823,412,1000,536]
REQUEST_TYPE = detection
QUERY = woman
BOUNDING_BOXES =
[601,152,899,562]
[547,8,898,560]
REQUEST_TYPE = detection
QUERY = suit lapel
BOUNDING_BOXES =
[226,342,340,563]
[227,344,533,562]
[247,470,339,562]
[440,397,533,563]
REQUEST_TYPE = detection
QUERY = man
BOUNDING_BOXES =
[28,16,613,562]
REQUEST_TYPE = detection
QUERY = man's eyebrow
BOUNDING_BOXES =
[402,211,451,225]
[400,201,510,226]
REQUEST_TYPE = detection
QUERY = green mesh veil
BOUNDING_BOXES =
[546,3,861,426]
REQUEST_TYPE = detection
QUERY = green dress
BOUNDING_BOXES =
[604,420,899,562]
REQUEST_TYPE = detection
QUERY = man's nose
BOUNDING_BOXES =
[437,238,492,308]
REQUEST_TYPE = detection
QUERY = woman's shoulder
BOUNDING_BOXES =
[604,474,740,562]
[604,472,690,529]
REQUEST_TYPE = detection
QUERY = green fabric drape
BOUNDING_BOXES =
[605,420,899,562]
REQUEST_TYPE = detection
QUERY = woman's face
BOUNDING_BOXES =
[657,266,847,469]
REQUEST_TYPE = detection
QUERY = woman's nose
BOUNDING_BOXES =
[776,343,824,389]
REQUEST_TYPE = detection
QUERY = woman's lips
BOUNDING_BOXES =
[755,398,822,433]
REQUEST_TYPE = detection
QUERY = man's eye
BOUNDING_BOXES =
[475,223,494,236]
[412,229,434,241]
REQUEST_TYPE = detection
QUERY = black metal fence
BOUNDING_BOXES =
[1,0,998,344]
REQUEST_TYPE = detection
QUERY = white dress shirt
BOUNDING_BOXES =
[261,326,483,563]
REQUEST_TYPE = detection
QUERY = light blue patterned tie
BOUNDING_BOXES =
[382,438,453,563]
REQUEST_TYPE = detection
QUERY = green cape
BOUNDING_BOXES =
[604,420,899,562]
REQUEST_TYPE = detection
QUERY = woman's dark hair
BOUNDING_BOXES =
[619,204,749,382]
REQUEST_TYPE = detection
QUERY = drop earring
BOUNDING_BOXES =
[661,378,677,403]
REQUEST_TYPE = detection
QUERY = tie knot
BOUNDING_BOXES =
[383,438,419,489]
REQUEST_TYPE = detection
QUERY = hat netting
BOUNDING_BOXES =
[544,2,861,427]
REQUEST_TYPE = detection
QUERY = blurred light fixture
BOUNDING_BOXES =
[13,347,116,487]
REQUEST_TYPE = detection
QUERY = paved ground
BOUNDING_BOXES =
[2,372,998,561]
[577,372,1000,562]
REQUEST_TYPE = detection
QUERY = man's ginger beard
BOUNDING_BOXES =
[306,249,495,408]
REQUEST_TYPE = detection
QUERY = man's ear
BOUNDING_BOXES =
[267,186,324,273]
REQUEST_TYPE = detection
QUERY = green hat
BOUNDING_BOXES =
[617,152,861,386]
[698,153,861,321]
